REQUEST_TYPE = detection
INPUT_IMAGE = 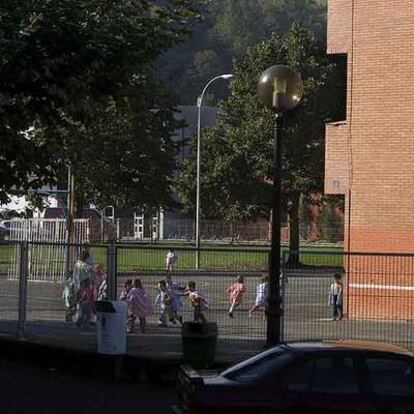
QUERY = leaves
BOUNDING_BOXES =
[176,23,339,222]
[0,0,205,206]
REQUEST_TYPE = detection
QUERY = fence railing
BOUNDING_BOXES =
[1,241,414,351]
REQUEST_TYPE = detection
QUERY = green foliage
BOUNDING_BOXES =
[177,23,337,222]
[160,0,327,104]
[0,0,204,206]
[212,0,327,55]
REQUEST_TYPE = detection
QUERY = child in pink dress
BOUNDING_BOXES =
[126,279,152,333]
[76,278,95,328]
[226,275,245,318]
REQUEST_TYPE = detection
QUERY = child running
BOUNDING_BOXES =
[328,273,344,321]
[62,271,76,322]
[249,273,269,316]
[120,279,133,301]
[226,275,245,318]
[155,280,177,327]
[182,281,208,323]
[166,274,184,324]
[126,279,152,333]
[76,278,94,328]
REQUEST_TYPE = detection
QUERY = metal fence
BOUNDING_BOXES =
[282,251,414,351]
[111,216,344,245]
[116,245,269,340]
[1,242,414,352]
[6,218,89,283]
[0,242,19,333]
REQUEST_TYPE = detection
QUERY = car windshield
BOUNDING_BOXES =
[221,347,290,383]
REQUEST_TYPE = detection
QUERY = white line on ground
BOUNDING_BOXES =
[350,283,414,291]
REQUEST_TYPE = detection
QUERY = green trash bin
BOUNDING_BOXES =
[182,322,218,368]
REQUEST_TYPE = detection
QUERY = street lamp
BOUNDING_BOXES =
[195,74,233,268]
[257,65,303,346]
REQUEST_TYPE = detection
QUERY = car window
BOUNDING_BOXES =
[286,358,314,392]
[223,350,289,383]
[287,356,359,394]
[311,357,359,394]
[365,357,414,397]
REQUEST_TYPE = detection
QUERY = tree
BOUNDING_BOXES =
[160,0,327,104]
[212,0,327,56]
[177,23,341,262]
[0,0,204,205]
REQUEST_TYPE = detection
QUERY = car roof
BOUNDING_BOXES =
[282,340,413,357]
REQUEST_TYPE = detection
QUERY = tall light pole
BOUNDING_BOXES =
[257,65,303,346]
[195,74,233,269]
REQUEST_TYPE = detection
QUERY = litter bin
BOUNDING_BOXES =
[182,322,217,368]
[96,300,127,355]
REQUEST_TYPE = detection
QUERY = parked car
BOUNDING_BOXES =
[0,222,10,239]
[173,340,414,414]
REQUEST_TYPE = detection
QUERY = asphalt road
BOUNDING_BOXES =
[0,358,176,414]
[1,270,414,349]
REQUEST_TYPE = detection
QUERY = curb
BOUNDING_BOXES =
[0,336,228,385]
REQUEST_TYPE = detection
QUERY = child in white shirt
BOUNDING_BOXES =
[328,273,343,321]
[249,274,268,316]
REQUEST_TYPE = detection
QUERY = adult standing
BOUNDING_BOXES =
[73,249,93,291]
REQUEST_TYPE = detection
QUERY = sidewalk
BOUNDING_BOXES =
[0,321,264,384]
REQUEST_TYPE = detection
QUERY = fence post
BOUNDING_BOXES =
[280,250,287,342]
[107,243,117,300]
[116,219,120,242]
[17,241,29,338]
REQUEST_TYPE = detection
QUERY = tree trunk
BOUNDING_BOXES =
[287,192,301,268]
[74,189,85,218]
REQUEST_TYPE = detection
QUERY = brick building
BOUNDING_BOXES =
[325,0,414,319]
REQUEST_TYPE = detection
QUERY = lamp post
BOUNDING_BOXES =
[196,74,233,269]
[257,65,303,346]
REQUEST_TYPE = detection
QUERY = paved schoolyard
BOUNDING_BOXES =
[1,269,414,351]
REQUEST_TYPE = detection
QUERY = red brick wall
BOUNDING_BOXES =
[326,0,414,319]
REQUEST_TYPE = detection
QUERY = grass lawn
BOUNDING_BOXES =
[0,243,344,274]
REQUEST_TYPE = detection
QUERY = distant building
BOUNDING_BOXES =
[325,0,414,318]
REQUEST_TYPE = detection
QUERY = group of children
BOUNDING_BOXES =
[225,272,344,321]
[226,274,269,318]
[63,247,345,331]
[119,274,208,333]
[62,262,108,328]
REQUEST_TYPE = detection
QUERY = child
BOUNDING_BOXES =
[126,279,152,333]
[62,271,76,322]
[249,273,269,316]
[93,264,104,295]
[226,275,245,318]
[76,278,95,328]
[155,280,177,327]
[97,272,108,301]
[165,249,177,272]
[328,273,344,321]
[166,273,184,324]
[120,279,133,301]
[182,281,208,323]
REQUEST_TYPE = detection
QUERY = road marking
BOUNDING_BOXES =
[350,283,414,291]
